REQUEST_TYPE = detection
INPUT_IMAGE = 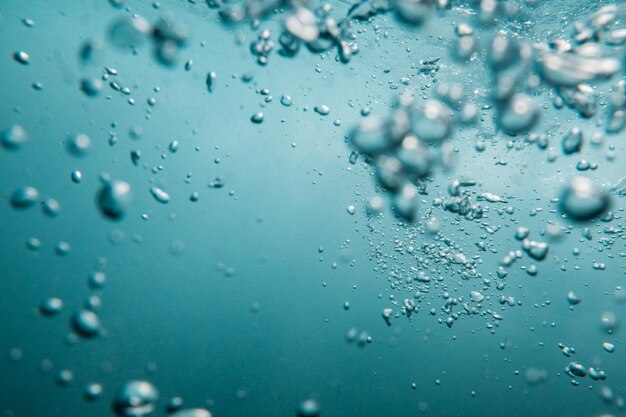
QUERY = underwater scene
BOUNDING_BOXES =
[1,0,626,416]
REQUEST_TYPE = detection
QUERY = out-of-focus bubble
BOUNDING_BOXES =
[88,272,107,289]
[525,367,548,386]
[1,125,27,149]
[561,127,583,155]
[566,291,581,305]
[396,135,431,177]
[41,198,60,217]
[297,398,320,417]
[498,94,539,134]
[81,78,104,97]
[169,409,212,417]
[366,195,384,216]
[413,100,452,143]
[522,239,549,261]
[112,381,159,417]
[393,182,419,221]
[66,133,91,157]
[349,117,389,155]
[10,186,39,209]
[84,383,104,401]
[536,46,620,87]
[39,297,64,316]
[559,84,597,118]
[601,312,618,333]
[56,369,74,386]
[559,176,611,221]
[79,38,104,63]
[97,180,132,220]
[108,16,151,49]
[489,35,521,71]
[71,309,101,338]
[151,16,188,66]
[284,7,319,42]
[393,0,433,25]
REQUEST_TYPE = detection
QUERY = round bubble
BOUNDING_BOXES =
[98,180,132,220]
[112,380,159,417]
[559,176,610,221]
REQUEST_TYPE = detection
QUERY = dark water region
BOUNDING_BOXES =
[1,1,625,416]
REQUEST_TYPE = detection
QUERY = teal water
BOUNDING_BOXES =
[1,1,625,416]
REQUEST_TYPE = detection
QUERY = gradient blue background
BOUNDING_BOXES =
[1,1,625,416]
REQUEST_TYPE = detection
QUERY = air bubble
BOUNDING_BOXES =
[150,186,170,204]
[71,309,101,338]
[1,125,27,149]
[39,298,64,316]
[559,176,611,221]
[13,51,30,65]
[112,381,159,417]
[10,186,39,209]
[98,180,132,220]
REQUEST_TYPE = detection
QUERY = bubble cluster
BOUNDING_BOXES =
[108,15,188,66]
[220,1,358,64]
[348,93,457,221]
